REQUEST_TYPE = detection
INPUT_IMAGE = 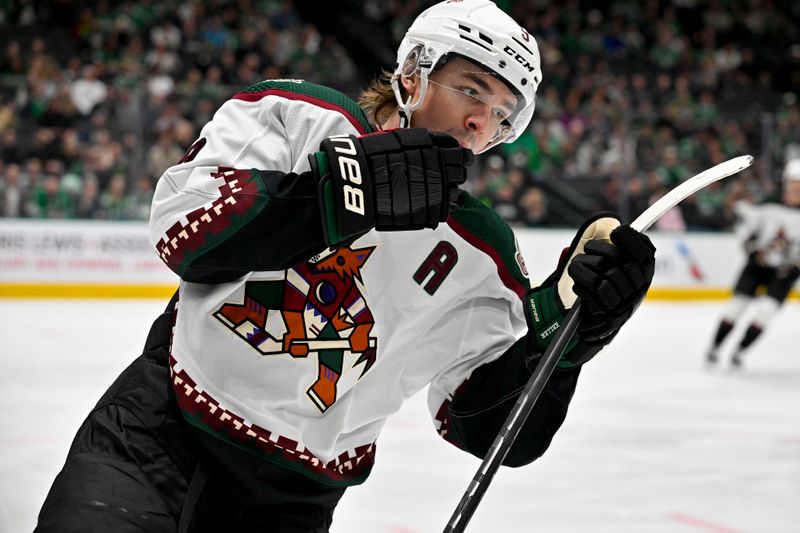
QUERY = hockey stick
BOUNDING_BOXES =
[291,338,377,351]
[443,155,754,533]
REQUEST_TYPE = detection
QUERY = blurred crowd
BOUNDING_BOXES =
[0,0,799,231]
[470,0,800,229]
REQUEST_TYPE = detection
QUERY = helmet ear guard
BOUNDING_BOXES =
[390,45,432,128]
[400,46,423,77]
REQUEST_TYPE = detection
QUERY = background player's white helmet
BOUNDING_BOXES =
[783,159,800,206]
[783,159,800,182]
[393,0,541,151]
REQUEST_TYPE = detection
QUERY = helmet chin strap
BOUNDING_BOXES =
[391,64,431,129]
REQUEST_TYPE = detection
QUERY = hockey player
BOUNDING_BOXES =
[705,159,800,368]
[36,2,655,532]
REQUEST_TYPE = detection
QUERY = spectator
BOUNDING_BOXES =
[626,175,652,220]
[39,84,79,128]
[111,86,145,137]
[172,119,196,152]
[147,23,182,75]
[56,128,83,173]
[598,124,636,177]
[28,173,73,219]
[479,154,507,197]
[0,163,28,217]
[653,204,687,232]
[0,128,23,164]
[74,175,102,219]
[84,129,120,189]
[0,40,25,75]
[490,167,526,224]
[519,186,553,226]
[69,65,107,115]
[656,145,690,188]
[22,158,45,190]
[128,175,155,220]
[97,173,132,220]
[145,66,175,102]
[30,128,60,162]
[146,130,183,178]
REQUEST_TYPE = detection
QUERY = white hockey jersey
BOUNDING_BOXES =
[149,80,568,486]
[734,201,800,269]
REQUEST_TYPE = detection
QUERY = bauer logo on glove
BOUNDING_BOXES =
[310,128,473,248]
[326,135,369,216]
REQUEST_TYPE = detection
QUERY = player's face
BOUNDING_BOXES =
[404,57,518,153]
[783,180,800,206]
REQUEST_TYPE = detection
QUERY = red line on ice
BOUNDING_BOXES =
[669,513,748,533]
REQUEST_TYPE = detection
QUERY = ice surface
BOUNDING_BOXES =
[1,300,798,533]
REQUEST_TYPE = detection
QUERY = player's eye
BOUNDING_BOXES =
[493,108,510,122]
[461,86,478,98]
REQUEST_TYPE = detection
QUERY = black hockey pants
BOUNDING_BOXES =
[35,297,344,533]
[735,257,800,302]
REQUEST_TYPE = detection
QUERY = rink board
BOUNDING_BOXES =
[0,219,796,300]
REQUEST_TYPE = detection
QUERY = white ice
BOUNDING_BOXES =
[1,299,798,533]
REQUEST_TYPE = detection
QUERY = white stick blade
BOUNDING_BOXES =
[631,155,754,232]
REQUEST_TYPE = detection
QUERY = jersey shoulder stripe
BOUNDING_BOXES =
[448,194,530,298]
[232,79,374,135]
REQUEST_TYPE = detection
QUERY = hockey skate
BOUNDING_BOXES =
[730,351,744,369]
[705,347,719,367]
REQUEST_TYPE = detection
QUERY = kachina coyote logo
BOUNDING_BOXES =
[213,246,377,413]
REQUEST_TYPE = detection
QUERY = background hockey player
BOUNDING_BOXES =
[35,2,655,532]
[705,158,800,368]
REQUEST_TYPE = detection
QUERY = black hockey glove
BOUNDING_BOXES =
[310,128,473,247]
[524,213,656,368]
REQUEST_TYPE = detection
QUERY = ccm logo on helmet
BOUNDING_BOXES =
[503,45,535,73]
[329,135,365,216]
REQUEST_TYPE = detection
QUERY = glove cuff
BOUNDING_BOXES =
[312,135,375,247]
[525,286,580,355]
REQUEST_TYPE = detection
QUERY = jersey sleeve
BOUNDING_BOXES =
[148,82,372,283]
[732,201,760,245]
[437,338,581,467]
[426,195,581,466]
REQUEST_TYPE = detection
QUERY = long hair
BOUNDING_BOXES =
[358,69,402,128]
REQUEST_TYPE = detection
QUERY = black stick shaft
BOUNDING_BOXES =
[440,156,754,533]
[443,301,583,533]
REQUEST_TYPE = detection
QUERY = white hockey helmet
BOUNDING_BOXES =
[392,0,541,152]
[783,159,800,182]
[783,159,800,206]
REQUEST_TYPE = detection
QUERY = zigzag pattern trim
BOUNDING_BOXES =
[155,167,261,276]
[433,380,471,451]
[169,353,377,484]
